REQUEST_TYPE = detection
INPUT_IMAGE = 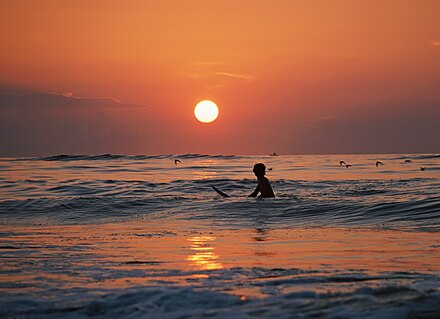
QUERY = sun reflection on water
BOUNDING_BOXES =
[186,236,223,270]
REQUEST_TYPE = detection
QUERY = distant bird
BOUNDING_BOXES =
[404,159,412,163]
[420,167,425,171]
[376,161,384,167]
[345,164,352,168]
[174,159,181,166]
[339,161,346,166]
[268,167,273,171]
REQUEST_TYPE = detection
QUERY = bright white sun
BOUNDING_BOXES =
[194,100,219,123]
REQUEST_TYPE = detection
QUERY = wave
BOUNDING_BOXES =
[37,153,240,162]
[391,154,440,160]
[1,154,439,230]
[412,154,440,160]
[1,187,439,230]
[1,269,439,319]
[5,153,440,162]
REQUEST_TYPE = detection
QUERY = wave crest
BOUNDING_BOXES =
[38,154,240,161]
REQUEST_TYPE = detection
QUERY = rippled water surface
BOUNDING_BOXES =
[1,154,439,318]
[1,153,439,229]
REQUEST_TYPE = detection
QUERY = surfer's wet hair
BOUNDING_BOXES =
[253,163,266,177]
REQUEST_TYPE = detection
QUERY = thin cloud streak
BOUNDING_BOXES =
[213,72,255,81]
[0,92,145,109]
[184,71,255,81]
[48,92,122,103]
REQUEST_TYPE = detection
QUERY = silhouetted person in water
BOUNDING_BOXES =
[249,163,275,198]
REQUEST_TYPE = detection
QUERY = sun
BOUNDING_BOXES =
[194,100,219,123]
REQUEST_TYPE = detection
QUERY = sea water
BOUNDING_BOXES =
[0,154,439,318]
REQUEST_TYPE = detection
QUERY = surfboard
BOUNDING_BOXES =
[211,185,230,197]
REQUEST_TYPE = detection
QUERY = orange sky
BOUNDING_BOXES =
[0,0,439,155]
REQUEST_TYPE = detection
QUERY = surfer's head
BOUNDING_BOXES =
[253,163,266,177]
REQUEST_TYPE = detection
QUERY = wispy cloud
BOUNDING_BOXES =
[0,92,143,109]
[185,71,255,81]
[48,92,122,103]
[429,40,440,47]
[182,61,255,84]
[213,72,255,81]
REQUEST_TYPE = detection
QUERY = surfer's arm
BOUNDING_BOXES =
[249,185,260,197]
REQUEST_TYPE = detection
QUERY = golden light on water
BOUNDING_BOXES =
[186,236,223,270]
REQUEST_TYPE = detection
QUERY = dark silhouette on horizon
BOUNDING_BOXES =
[376,161,384,167]
[174,159,181,165]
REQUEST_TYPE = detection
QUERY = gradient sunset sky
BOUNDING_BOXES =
[1,0,439,156]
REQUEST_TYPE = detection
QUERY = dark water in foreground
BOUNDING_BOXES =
[0,154,439,318]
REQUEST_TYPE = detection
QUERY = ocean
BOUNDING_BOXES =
[1,154,439,318]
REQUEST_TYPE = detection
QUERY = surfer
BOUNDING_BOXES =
[249,163,275,198]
